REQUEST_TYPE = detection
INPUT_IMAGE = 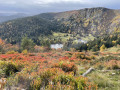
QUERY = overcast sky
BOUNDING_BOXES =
[0,0,120,15]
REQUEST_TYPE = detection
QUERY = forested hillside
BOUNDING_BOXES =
[0,16,68,44]
[39,7,120,37]
[77,32,120,51]
[0,7,120,45]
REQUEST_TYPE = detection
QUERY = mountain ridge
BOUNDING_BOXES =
[0,13,29,23]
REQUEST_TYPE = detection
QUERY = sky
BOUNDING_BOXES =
[0,0,120,15]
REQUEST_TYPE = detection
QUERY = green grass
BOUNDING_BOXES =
[52,32,95,43]
[104,46,120,52]
[81,34,95,41]
[87,70,120,90]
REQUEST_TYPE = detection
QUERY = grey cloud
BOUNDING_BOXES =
[0,0,120,15]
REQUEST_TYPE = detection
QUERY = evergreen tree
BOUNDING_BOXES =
[21,37,35,52]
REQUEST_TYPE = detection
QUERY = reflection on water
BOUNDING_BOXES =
[50,44,63,49]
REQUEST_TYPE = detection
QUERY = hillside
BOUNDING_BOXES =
[0,7,120,44]
[77,32,120,51]
[39,7,120,36]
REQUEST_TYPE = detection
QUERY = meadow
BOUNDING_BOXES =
[0,46,120,90]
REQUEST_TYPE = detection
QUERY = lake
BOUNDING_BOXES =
[50,44,63,49]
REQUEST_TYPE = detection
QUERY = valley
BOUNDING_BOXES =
[0,7,120,90]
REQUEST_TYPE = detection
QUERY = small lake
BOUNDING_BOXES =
[50,44,63,49]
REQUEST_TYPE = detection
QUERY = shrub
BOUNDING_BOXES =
[22,49,28,55]
[47,74,96,90]
[52,74,74,85]
[40,70,54,86]
[46,84,74,90]
[90,56,95,59]
[52,62,78,75]
[5,63,18,76]
[73,52,85,59]
[6,50,18,54]
[72,52,91,60]
[30,78,42,90]
[0,62,21,77]
[105,60,120,70]
[61,63,77,75]
[7,72,31,89]
[38,68,63,87]
[0,78,6,90]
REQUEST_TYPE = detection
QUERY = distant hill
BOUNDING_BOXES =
[0,13,29,23]
[0,7,120,44]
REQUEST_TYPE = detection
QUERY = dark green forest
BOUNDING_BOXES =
[77,33,120,51]
[0,16,69,45]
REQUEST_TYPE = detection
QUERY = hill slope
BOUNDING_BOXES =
[0,7,120,44]
[0,16,67,44]
[39,7,120,36]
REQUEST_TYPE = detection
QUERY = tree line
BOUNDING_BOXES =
[76,33,120,51]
